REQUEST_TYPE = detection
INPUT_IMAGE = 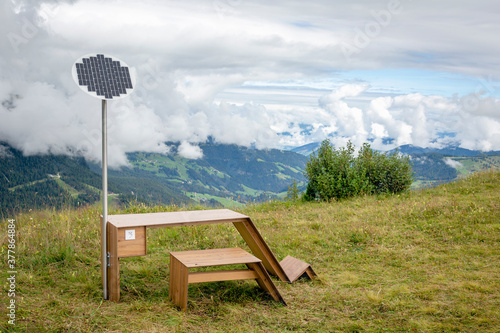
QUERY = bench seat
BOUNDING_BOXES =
[169,247,286,311]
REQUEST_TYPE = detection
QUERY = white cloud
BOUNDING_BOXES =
[318,84,369,146]
[370,123,388,138]
[208,102,278,149]
[0,145,13,158]
[1,0,500,167]
[444,158,462,169]
[177,141,203,159]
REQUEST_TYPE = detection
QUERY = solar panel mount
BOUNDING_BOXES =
[72,53,135,100]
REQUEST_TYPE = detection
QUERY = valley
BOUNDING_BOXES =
[1,141,499,215]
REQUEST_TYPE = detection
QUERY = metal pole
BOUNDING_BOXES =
[102,99,108,300]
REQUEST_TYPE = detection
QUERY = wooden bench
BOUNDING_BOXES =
[169,247,286,311]
[104,209,316,302]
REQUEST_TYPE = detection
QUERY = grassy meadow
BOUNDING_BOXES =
[1,170,499,332]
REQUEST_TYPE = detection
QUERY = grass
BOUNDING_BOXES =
[184,192,245,208]
[53,178,80,198]
[8,178,50,192]
[1,170,499,332]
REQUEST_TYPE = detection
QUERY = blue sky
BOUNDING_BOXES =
[1,0,499,166]
[338,69,497,97]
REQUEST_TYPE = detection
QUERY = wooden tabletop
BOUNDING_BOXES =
[107,209,249,228]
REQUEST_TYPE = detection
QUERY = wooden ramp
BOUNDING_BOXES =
[280,255,317,282]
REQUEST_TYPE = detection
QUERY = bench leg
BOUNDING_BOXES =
[169,254,189,311]
[247,262,287,306]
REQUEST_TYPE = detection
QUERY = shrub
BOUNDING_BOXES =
[286,179,300,201]
[304,140,413,201]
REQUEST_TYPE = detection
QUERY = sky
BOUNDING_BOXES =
[1,0,499,167]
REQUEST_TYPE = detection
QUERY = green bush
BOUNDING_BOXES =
[286,179,300,201]
[304,140,413,201]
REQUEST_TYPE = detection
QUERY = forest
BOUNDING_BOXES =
[0,142,308,215]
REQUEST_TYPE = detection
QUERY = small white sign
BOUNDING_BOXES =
[125,229,136,240]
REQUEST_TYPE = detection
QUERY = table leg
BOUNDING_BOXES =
[233,219,289,282]
[107,223,120,301]
[169,254,189,311]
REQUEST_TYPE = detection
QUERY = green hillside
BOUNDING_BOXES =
[1,170,498,332]
[0,142,308,215]
[0,147,104,215]
[3,140,500,216]
[124,143,308,206]
[452,155,500,176]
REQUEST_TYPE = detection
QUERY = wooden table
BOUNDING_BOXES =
[103,209,315,302]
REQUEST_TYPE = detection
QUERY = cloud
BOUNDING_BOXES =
[0,144,13,158]
[370,123,388,138]
[305,86,500,152]
[0,79,172,167]
[177,141,203,160]
[318,84,369,146]
[207,102,278,148]
[1,0,500,168]
[444,158,462,169]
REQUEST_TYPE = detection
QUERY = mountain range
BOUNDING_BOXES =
[1,141,499,215]
[0,142,307,215]
[391,144,500,157]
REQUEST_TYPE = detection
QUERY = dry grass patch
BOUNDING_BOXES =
[1,171,499,332]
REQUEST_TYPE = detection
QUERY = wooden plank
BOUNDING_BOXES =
[188,270,259,283]
[117,226,146,258]
[108,209,248,228]
[247,262,286,305]
[100,216,104,297]
[170,248,260,268]
[305,267,318,280]
[280,255,317,282]
[233,219,289,282]
[169,254,189,311]
[106,223,120,302]
[280,255,310,282]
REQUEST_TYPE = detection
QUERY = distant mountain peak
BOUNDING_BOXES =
[290,142,321,156]
[394,145,491,157]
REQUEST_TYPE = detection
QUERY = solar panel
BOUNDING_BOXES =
[72,54,135,100]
